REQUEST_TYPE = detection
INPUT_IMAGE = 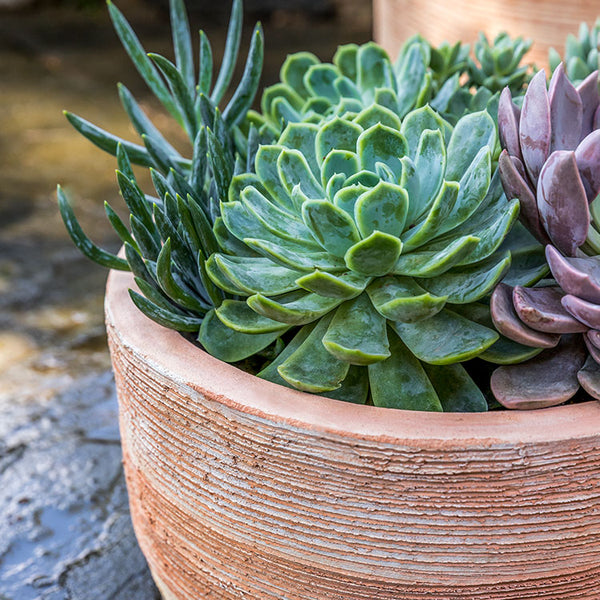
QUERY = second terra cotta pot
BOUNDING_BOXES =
[105,268,600,600]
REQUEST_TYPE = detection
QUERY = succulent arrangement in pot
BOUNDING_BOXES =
[58,0,600,597]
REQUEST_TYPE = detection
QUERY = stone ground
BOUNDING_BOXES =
[0,1,371,598]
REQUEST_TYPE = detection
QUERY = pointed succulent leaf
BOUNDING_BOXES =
[498,87,522,161]
[277,313,349,392]
[344,231,403,276]
[491,335,586,409]
[548,63,583,152]
[391,308,499,365]
[537,150,589,256]
[577,70,600,137]
[129,289,202,332]
[512,285,588,334]
[248,292,344,325]
[322,293,391,365]
[215,299,289,333]
[519,70,551,185]
[422,363,487,412]
[295,270,368,299]
[357,123,407,176]
[575,129,600,201]
[546,245,600,303]
[197,30,213,95]
[368,331,442,411]
[367,276,447,323]
[354,182,408,239]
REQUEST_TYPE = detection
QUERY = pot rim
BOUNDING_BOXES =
[105,269,600,446]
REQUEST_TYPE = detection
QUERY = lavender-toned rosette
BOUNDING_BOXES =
[490,64,600,409]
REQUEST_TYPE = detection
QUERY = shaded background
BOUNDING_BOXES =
[0,1,371,598]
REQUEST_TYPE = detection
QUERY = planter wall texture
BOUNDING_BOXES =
[373,0,599,71]
[106,269,600,599]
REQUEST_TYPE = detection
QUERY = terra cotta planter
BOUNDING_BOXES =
[105,268,600,599]
[374,0,599,72]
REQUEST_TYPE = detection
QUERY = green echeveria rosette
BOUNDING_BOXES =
[550,20,600,85]
[200,106,524,412]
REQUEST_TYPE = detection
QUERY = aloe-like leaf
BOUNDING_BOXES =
[302,199,361,257]
[546,245,600,304]
[394,43,428,117]
[357,123,407,176]
[215,299,289,333]
[223,24,264,128]
[368,331,442,411]
[497,87,522,161]
[206,128,233,202]
[391,308,499,365]
[278,149,324,199]
[578,355,600,400]
[57,186,129,271]
[490,335,586,409]
[575,129,600,201]
[322,293,390,365]
[210,0,243,104]
[356,42,395,98]
[296,270,368,299]
[277,313,349,392]
[124,242,156,287]
[280,52,320,99]
[129,289,202,331]
[422,363,487,412]
[129,214,159,260]
[512,285,588,334]
[519,69,551,185]
[134,276,184,314]
[169,0,194,90]
[199,308,282,363]
[445,110,496,181]
[303,64,340,102]
[104,201,137,250]
[394,235,479,278]
[354,182,408,239]
[344,231,402,276]
[107,0,182,124]
[490,283,560,348]
[548,63,583,152]
[198,30,213,95]
[207,254,300,295]
[367,276,447,323]
[562,294,600,329]
[116,171,154,231]
[248,291,343,326]
[537,150,589,256]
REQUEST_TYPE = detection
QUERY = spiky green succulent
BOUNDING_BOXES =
[550,20,600,84]
[201,106,522,411]
[468,32,532,94]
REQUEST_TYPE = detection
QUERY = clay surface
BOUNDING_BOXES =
[106,269,600,599]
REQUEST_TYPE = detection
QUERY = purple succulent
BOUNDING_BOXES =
[491,65,600,409]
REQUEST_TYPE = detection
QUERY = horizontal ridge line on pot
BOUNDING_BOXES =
[106,269,600,446]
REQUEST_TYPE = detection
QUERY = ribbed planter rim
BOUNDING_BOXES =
[105,268,600,447]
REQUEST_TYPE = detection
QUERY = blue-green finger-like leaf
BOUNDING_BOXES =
[107,0,182,124]
[393,235,480,278]
[367,276,447,323]
[394,42,427,117]
[315,117,363,165]
[445,110,496,181]
[302,200,361,257]
[248,292,343,325]
[129,289,202,332]
[344,231,403,276]
[400,105,452,159]
[278,149,324,200]
[323,293,390,365]
[244,238,345,273]
[368,331,442,411]
[296,270,369,299]
[353,103,402,130]
[141,133,178,175]
[206,128,233,201]
[277,313,349,392]
[303,64,340,102]
[280,52,320,98]
[356,42,395,99]
[116,142,136,182]
[208,254,301,296]
[357,123,407,175]
[116,171,154,231]
[169,0,195,89]
[134,276,186,314]
[333,184,370,216]
[321,151,360,188]
[215,299,289,333]
[410,129,445,224]
[198,30,213,95]
[223,25,264,128]
[210,0,242,105]
[422,363,488,412]
[130,214,160,260]
[199,308,283,362]
[354,181,408,238]
[104,201,138,250]
[57,186,129,271]
[391,308,499,365]
[124,242,156,287]
[279,122,320,177]
[418,252,511,304]
[401,181,460,250]
[64,111,153,167]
